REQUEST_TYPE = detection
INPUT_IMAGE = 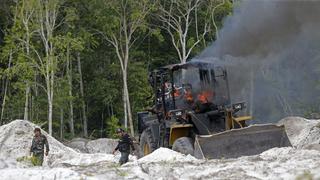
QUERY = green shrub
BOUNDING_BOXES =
[106,115,121,138]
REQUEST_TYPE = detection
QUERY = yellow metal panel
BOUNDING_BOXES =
[225,111,233,130]
[169,124,193,146]
[234,116,252,122]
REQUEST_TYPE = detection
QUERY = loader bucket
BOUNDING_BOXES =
[194,124,291,159]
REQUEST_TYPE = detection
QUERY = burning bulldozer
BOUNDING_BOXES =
[137,61,291,159]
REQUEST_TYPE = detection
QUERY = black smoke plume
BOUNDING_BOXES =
[195,0,320,123]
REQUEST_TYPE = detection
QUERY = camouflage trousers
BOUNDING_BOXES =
[119,152,129,165]
[32,153,44,166]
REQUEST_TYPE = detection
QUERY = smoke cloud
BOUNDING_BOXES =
[195,0,320,123]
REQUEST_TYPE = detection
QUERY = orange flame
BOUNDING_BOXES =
[174,88,180,97]
[184,90,194,102]
[197,91,214,104]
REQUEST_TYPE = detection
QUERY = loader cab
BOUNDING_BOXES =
[149,62,231,116]
[171,62,231,111]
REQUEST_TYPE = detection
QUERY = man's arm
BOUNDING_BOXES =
[129,136,135,151]
[30,139,35,155]
[115,143,119,151]
[113,142,119,154]
[44,136,49,155]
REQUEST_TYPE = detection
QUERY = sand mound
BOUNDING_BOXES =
[86,138,118,154]
[64,138,89,153]
[0,120,78,166]
[278,117,320,148]
[138,147,197,163]
[0,120,132,167]
[66,138,118,154]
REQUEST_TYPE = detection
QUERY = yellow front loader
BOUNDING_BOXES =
[137,61,291,159]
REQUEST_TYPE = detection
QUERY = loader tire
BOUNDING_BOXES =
[172,137,194,156]
[140,128,157,157]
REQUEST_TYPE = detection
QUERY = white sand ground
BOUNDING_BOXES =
[0,117,319,180]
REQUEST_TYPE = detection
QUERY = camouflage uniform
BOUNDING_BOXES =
[115,133,135,165]
[30,134,49,166]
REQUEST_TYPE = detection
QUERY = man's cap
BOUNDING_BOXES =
[116,128,124,133]
[34,127,41,132]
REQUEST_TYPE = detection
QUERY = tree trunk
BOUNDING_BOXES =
[123,71,134,136]
[123,87,128,129]
[31,94,34,121]
[23,7,31,122]
[211,0,225,40]
[101,112,104,138]
[77,53,88,137]
[34,73,39,122]
[0,50,13,124]
[67,47,74,137]
[60,108,64,139]
[111,103,114,116]
[48,97,53,135]
[48,56,55,136]
[0,79,9,125]
[23,85,30,120]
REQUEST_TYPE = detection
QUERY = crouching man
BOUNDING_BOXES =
[112,128,135,165]
[30,128,49,166]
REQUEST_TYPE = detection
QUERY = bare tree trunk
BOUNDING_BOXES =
[123,87,128,129]
[0,79,9,125]
[47,54,55,136]
[67,47,74,137]
[101,112,104,138]
[0,51,12,124]
[48,97,53,135]
[123,71,134,136]
[111,103,114,116]
[60,108,64,139]
[31,93,34,121]
[211,0,225,40]
[23,85,30,120]
[34,74,39,122]
[21,0,33,121]
[77,53,88,137]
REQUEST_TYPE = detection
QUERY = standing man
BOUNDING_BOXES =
[112,128,135,165]
[30,128,50,166]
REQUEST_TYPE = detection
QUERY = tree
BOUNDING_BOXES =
[54,33,84,137]
[157,0,209,63]
[208,0,232,40]
[92,0,155,136]
[18,0,35,121]
[0,0,36,123]
[32,0,62,135]
[0,0,233,139]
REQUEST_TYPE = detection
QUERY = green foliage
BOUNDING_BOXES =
[296,170,314,180]
[16,156,38,166]
[106,116,121,138]
[30,156,42,166]
[0,0,231,137]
